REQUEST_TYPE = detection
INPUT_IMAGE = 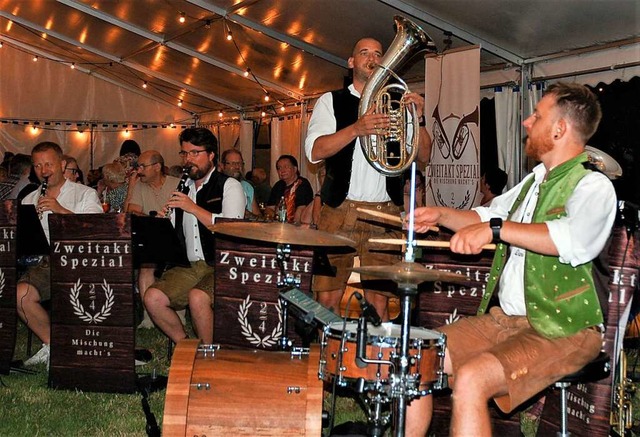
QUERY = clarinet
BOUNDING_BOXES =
[165,166,191,217]
[37,176,49,219]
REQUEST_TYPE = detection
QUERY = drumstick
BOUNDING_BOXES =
[356,207,439,232]
[369,238,496,251]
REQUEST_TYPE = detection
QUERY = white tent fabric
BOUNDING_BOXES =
[494,86,522,190]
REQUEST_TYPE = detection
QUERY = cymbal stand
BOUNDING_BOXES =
[393,162,423,435]
[276,243,301,350]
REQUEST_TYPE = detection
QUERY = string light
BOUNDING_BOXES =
[264,93,270,102]
[33,55,38,62]
[70,62,75,69]
[280,105,286,112]
[261,111,266,117]
[243,68,250,78]
[0,41,3,48]
[178,12,186,24]
[142,81,148,89]
[218,111,223,118]
[226,30,233,41]
[178,99,183,107]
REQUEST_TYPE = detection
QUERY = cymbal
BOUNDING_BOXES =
[351,261,467,285]
[586,146,622,179]
[210,221,356,247]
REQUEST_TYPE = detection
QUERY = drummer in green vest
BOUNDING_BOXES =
[406,82,617,436]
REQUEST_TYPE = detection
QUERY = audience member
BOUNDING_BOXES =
[0,153,32,200]
[251,167,271,206]
[143,128,245,344]
[479,166,508,206]
[62,155,81,183]
[265,155,314,224]
[101,161,128,212]
[219,149,261,218]
[18,142,102,367]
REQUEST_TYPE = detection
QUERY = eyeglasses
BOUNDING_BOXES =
[64,167,79,174]
[179,150,208,158]
[137,162,158,169]
[223,161,243,167]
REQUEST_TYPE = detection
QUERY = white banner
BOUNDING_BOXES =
[425,46,481,209]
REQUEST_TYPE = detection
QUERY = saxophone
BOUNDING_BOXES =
[358,16,437,176]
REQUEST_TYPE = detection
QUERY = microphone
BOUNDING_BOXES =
[355,315,368,369]
[354,291,382,327]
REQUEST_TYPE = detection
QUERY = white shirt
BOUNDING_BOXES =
[22,179,103,242]
[474,162,617,316]
[305,84,390,202]
[180,168,245,262]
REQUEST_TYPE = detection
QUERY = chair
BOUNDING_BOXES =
[553,351,610,437]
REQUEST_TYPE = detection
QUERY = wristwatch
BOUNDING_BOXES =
[489,217,503,242]
[418,115,426,127]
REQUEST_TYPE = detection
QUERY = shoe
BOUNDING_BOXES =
[24,344,50,368]
[134,349,152,366]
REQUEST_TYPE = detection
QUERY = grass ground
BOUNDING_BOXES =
[0,321,368,437]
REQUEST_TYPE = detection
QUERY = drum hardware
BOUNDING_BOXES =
[290,346,310,359]
[190,382,211,390]
[287,386,302,394]
[197,344,219,358]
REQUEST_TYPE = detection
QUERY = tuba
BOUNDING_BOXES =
[358,16,436,176]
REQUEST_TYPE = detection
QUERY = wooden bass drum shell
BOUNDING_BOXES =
[163,340,323,436]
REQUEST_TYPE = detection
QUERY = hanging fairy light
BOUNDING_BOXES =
[178,99,183,107]
[33,55,38,62]
[70,62,75,69]
[178,12,186,24]
[142,81,148,89]
[243,68,250,78]
[218,111,223,118]
[264,93,270,102]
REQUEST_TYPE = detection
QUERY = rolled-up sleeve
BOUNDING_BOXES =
[546,172,617,266]
[304,92,336,164]
[212,178,245,224]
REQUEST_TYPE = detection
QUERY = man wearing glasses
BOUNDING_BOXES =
[127,150,179,216]
[218,148,261,218]
[126,150,181,327]
[62,155,82,183]
[143,128,245,344]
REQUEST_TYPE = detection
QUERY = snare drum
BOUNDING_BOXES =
[319,321,445,389]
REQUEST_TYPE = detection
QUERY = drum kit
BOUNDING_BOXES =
[212,216,466,437]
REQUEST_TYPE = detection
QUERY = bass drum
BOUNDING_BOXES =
[163,340,323,436]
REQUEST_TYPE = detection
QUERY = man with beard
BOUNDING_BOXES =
[218,149,261,218]
[143,128,245,344]
[305,37,432,319]
[18,142,103,367]
[405,83,616,436]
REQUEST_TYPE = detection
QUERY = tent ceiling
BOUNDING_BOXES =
[1,0,638,118]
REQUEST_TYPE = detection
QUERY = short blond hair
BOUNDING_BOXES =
[102,161,126,184]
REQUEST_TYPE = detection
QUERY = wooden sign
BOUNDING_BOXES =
[213,226,314,350]
[48,214,135,393]
[0,200,18,374]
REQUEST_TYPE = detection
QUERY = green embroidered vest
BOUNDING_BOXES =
[477,153,603,338]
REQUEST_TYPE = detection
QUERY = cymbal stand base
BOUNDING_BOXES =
[392,282,419,437]
[361,390,391,437]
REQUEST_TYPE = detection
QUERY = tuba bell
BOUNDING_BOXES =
[358,16,436,176]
